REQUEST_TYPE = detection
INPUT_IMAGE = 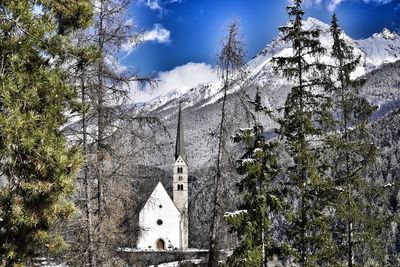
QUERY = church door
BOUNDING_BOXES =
[156,239,165,250]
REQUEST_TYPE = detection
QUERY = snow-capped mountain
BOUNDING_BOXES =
[120,17,400,172]
[132,17,400,115]
[356,28,400,71]
[249,17,367,83]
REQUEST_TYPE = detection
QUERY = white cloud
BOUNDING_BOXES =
[130,62,218,103]
[137,0,184,15]
[136,0,165,16]
[122,24,171,54]
[304,0,323,7]
[327,0,345,11]
[145,0,163,11]
[334,0,393,10]
[304,0,395,11]
[143,24,171,43]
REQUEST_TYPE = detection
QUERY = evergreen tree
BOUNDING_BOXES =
[272,1,338,265]
[0,0,92,265]
[327,14,387,266]
[386,183,400,265]
[226,90,284,267]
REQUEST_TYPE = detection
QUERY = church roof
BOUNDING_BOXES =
[174,102,186,162]
[140,182,179,214]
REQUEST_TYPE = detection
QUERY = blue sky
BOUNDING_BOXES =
[124,0,400,73]
[122,0,400,102]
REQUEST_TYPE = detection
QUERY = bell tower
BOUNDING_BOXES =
[173,102,189,250]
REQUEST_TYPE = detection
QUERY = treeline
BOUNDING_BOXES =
[220,1,397,266]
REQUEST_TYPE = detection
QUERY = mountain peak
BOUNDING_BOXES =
[254,17,331,59]
[372,28,400,40]
[303,17,330,29]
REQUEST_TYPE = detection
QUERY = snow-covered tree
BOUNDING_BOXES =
[226,89,285,267]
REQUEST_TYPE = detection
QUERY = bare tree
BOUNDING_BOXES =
[208,18,246,267]
[62,0,159,266]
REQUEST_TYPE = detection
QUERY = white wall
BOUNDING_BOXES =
[137,182,182,250]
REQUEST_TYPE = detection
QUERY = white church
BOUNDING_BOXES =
[137,104,189,251]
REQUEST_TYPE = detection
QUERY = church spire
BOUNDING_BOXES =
[173,101,189,249]
[175,102,186,161]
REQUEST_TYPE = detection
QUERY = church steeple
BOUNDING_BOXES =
[172,101,189,249]
[175,102,186,162]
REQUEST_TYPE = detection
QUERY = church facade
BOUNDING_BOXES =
[137,104,189,250]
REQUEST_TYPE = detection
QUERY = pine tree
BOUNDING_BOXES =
[327,14,387,266]
[0,1,92,265]
[207,18,246,267]
[386,183,400,265]
[272,1,338,265]
[226,90,284,267]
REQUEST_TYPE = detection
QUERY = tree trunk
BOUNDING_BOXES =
[348,220,353,267]
[81,75,95,267]
[208,71,229,267]
[96,0,105,219]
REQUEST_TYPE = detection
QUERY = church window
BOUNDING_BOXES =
[177,167,183,173]
[177,184,184,190]
[159,204,163,209]
[157,219,163,225]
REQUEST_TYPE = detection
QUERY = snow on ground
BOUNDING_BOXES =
[118,247,209,253]
[149,259,203,267]
[33,258,66,267]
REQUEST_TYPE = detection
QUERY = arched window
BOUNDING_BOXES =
[177,167,183,174]
[177,184,184,190]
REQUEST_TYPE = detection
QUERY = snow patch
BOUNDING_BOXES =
[224,210,247,218]
[149,259,203,267]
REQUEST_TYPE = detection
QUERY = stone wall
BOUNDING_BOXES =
[116,250,229,267]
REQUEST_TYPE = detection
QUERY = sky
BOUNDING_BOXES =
[121,0,400,102]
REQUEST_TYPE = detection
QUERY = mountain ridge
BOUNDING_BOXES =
[132,17,400,115]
